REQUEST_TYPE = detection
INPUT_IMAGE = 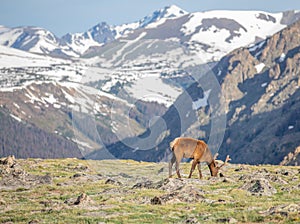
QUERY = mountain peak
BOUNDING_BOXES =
[162,5,188,18]
[139,5,188,28]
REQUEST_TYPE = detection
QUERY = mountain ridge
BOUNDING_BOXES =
[0,6,299,60]
[0,6,300,164]
[98,18,300,164]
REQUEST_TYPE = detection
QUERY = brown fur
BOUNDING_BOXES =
[169,137,220,179]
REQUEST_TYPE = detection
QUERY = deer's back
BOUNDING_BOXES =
[173,137,201,158]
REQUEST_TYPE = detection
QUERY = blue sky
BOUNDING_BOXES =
[1,0,300,37]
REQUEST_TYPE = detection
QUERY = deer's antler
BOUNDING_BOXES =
[218,155,231,169]
[213,153,219,161]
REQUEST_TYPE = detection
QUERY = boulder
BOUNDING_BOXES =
[239,178,277,196]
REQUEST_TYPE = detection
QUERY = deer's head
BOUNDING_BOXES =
[209,154,231,177]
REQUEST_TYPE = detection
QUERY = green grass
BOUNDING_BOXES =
[1,158,300,223]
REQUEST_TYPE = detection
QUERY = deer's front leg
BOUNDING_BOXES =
[188,160,198,178]
[197,162,203,179]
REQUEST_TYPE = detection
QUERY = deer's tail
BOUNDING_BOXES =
[169,138,180,151]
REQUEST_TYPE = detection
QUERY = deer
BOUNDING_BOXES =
[169,137,231,179]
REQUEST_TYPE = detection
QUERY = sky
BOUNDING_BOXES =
[1,0,300,37]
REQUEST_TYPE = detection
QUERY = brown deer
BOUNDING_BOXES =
[169,137,231,179]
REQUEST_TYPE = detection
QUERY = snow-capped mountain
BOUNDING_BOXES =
[138,4,188,28]
[87,9,300,63]
[77,8,300,105]
[0,25,78,58]
[2,6,299,61]
[0,5,300,161]
[99,19,300,164]
[0,5,188,58]
[1,6,299,114]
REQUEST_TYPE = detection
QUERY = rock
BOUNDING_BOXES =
[157,178,185,191]
[240,178,277,196]
[222,177,234,183]
[275,169,296,176]
[0,199,6,205]
[0,156,52,189]
[28,220,39,224]
[74,164,89,171]
[132,180,155,189]
[32,173,52,185]
[216,217,238,223]
[0,155,16,168]
[280,146,300,165]
[151,185,205,204]
[234,167,243,172]
[268,175,288,185]
[177,185,206,203]
[182,217,200,224]
[72,173,86,178]
[119,172,132,178]
[157,167,164,174]
[67,174,104,185]
[105,178,122,186]
[239,171,287,185]
[260,203,300,216]
[74,193,92,205]
[150,196,162,205]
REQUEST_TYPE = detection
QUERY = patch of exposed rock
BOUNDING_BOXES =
[180,217,200,224]
[260,203,300,217]
[132,180,155,189]
[57,173,104,186]
[159,178,210,192]
[239,169,288,185]
[280,146,300,166]
[105,178,122,186]
[239,178,277,196]
[64,193,94,206]
[151,185,205,205]
[0,155,52,189]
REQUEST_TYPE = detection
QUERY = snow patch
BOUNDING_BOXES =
[43,94,57,104]
[255,63,265,73]
[279,53,286,62]
[13,103,20,109]
[53,103,61,109]
[10,114,22,122]
[261,82,268,88]
[72,138,93,149]
[249,40,266,52]
[192,89,211,110]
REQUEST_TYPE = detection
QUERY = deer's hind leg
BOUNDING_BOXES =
[175,158,182,178]
[172,149,183,179]
[169,154,176,178]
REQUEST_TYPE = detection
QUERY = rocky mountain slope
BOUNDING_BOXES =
[101,19,300,165]
[0,45,169,158]
[0,6,300,163]
[215,18,300,164]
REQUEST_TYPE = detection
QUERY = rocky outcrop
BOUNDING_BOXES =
[0,155,52,189]
[280,146,300,166]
